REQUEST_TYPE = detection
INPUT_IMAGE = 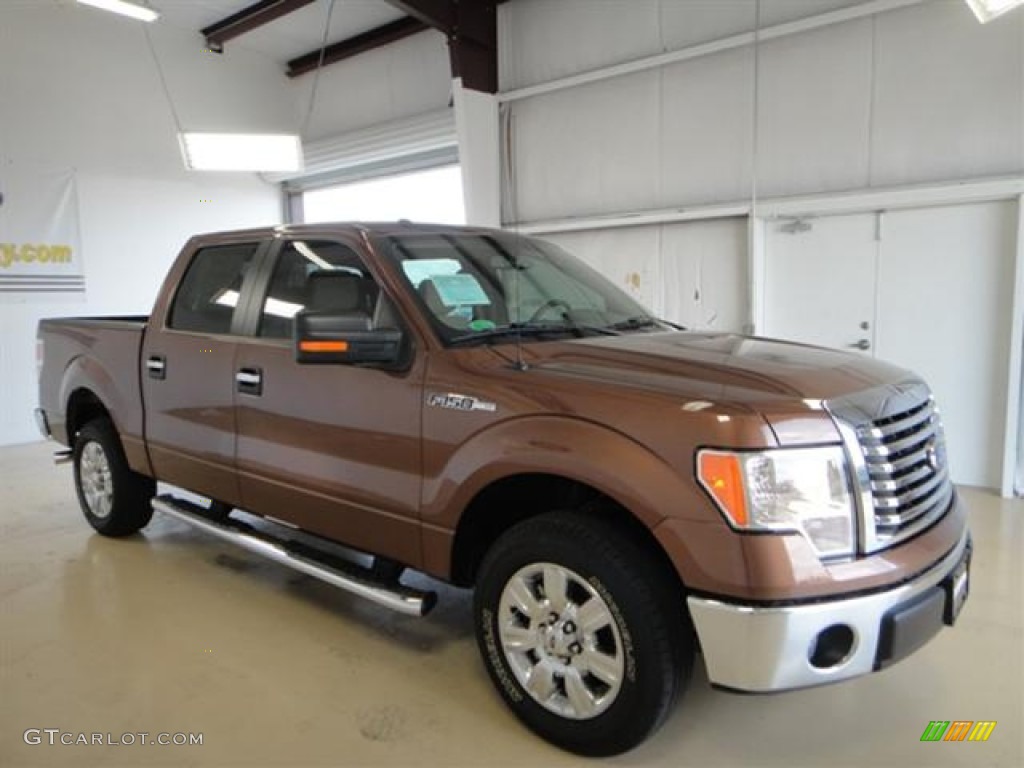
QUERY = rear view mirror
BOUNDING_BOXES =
[294,311,403,365]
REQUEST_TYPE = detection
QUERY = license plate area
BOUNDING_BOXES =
[943,553,970,626]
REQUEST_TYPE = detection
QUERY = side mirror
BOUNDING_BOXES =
[294,311,403,366]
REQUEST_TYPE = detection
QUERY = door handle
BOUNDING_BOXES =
[236,367,263,396]
[146,355,166,380]
[848,339,871,351]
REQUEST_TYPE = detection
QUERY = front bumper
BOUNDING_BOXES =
[687,527,971,692]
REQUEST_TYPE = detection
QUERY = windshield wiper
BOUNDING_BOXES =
[448,324,577,346]
[448,321,620,347]
[609,315,662,331]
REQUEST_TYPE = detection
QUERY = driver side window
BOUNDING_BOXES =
[258,240,381,339]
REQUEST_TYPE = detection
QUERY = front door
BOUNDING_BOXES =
[232,237,425,567]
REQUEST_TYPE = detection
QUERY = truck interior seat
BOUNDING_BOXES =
[418,278,470,329]
[306,270,377,316]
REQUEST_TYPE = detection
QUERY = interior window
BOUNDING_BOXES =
[168,243,260,334]
[377,232,653,344]
[258,240,382,339]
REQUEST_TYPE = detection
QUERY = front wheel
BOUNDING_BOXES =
[473,511,692,756]
[73,418,155,537]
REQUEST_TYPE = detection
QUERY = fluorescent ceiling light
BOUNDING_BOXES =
[964,0,1024,22]
[77,0,160,23]
[179,133,304,172]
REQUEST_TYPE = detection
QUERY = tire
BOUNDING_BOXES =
[73,418,155,537]
[473,511,692,756]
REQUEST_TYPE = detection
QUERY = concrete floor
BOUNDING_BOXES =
[1,439,1021,768]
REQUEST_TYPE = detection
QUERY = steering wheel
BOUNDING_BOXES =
[527,299,573,324]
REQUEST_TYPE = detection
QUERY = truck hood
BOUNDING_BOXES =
[525,330,912,407]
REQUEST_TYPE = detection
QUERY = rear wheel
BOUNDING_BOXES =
[473,511,692,756]
[73,419,155,537]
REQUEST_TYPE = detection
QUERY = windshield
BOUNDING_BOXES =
[375,231,664,345]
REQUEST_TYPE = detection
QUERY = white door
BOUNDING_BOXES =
[762,202,1017,489]
[875,203,1017,489]
[763,213,878,354]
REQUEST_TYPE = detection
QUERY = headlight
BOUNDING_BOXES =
[697,446,855,558]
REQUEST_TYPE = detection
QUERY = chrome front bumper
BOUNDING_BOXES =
[687,528,971,692]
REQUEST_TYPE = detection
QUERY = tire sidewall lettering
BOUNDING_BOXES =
[588,576,637,684]
[481,606,524,703]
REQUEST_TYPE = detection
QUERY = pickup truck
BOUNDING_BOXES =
[36,223,971,756]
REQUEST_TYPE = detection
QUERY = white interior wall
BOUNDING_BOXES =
[498,0,874,93]
[544,218,748,330]
[299,29,452,141]
[502,0,1024,222]
[0,5,294,446]
[502,0,1024,330]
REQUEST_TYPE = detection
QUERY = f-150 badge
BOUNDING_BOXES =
[428,392,497,413]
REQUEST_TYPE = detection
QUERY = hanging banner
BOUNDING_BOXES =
[0,162,84,296]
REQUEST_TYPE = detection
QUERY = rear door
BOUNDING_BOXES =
[232,237,426,566]
[141,239,267,506]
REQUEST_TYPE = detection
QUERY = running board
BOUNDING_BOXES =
[152,495,436,617]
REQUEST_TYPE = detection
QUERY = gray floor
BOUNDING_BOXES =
[1,439,1021,768]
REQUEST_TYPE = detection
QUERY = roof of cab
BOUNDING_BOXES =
[191,221,508,242]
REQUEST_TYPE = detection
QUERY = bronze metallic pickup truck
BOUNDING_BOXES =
[36,223,971,755]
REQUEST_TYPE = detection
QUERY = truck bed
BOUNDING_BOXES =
[37,316,150,469]
[39,315,149,329]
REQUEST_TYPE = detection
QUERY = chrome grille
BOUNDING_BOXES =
[855,398,953,546]
[825,380,954,554]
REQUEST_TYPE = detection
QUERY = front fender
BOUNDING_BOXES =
[419,415,713,576]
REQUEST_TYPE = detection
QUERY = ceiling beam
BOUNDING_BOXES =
[286,0,500,94]
[381,0,498,93]
[287,16,429,78]
[202,0,318,52]
[382,0,498,49]
[446,0,497,93]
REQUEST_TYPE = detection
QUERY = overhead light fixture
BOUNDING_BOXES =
[964,0,1024,23]
[179,133,304,172]
[77,0,160,23]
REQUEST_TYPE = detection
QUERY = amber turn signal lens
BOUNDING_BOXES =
[299,340,349,353]
[698,452,748,526]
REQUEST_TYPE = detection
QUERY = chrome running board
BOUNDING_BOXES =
[152,495,436,617]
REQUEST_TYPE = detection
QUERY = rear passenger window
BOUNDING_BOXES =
[258,240,381,339]
[168,243,260,334]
